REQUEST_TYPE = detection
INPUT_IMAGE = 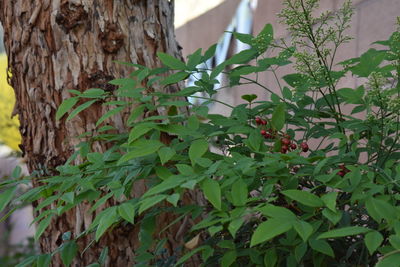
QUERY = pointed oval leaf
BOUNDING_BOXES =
[317,226,370,239]
[365,231,383,255]
[56,97,79,120]
[271,103,286,131]
[250,218,292,247]
[282,190,324,208]
[60,241,78,267]
[201,178,221,210]
[157,52,186,70]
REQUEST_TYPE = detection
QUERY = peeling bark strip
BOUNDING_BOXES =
[0,1,199,266]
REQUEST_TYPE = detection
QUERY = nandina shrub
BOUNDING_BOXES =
[2,0,400,266]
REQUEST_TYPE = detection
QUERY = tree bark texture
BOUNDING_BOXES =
[0,1,199,266]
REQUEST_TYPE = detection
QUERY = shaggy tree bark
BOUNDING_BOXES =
[0,1,199,266]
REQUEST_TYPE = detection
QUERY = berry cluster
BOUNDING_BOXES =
[337,164,350,177]
[255,117,309,154]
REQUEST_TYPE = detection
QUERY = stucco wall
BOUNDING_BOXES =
[175,0,400,113]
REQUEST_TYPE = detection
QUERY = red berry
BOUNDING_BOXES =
[338,171,345,177]
[290,143,297,150]
[300,142,309,152]
[281,144,289,151]
[280,147,288,154]
[284,134,291,139]
[339,164,346,170]
[261,130,267,136]
[255,117,262,125]
[281,138,290,146]
[264,133,272,139]
[261,120,267,125]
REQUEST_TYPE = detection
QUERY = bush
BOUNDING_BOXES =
[2,0,400,266]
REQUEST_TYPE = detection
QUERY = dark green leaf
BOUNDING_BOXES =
[365,231,383,255]
[317,226,370,239]
[0,186,17,213]
[60,241,78,267]
[160,71,189,86]
[66,100,97,121]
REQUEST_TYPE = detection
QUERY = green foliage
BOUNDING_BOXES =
[2,1,400,266]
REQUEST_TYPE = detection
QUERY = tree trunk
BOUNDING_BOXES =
[0,1,198,266]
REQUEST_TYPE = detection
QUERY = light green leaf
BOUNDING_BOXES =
[158,147,176,165]
[189,139,208,165]
[231,179,248,206]
[282,190,324,208]
[66,99,97,121]
[317,226,370,239]
[117,202,136,224]
[228,217,244,238]
[201,178,221,210]
[128,123,155,143]
[56,97,79,120]
[60,241,78,267]
[365,231,383,255]
[321,192,338,211]
[376,253,400,267]
[0,186,17,213]
[250,218,292,247]
[365,197,397,222]
[166,193,180,207]
[293,220,313,242]
[258,204,296,220]
[271,103,286,131]
[157,52,186,70]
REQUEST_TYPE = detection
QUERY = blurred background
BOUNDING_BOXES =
[1,0,399,264]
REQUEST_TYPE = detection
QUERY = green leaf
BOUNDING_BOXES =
[36,254,51,267]
[233,32,253,44]
[66,99,97,121]
[56,97,78,120]
[189,139,208,165]
[365,197,397,222]
[0,186,17,213]
[128,123,154,143]
[282,86,292,100]
[117,202,136,224]
[99,247,109,265]
[293,220,313,242]
[96,106,125,127]
[376,253,400,267]
[221,250,237,267]
[15,256,37,267]
[187,48,202,70]
[201,178,221,210]
[322,209,342,225]
[271,103,286,131]
[160,71,189,86]
[118,139,163,164]
[35,215,54,241]
[138,195,167,214]
[321,192,338,211]
[158,147,176,165]
[337,87,364,104]
[317,226,370,239]
[250,218,292,247]
[187,115,200,130]
[60,241,78,267]
[364,231,383,255]
[95,207,118,241]
[309,239,334,257]
[142,175,185,197]
[258,204,296,220]
[241,94,258,103]
[157,52,186,70]
[81,88,105,98]
[203,44,217,62]
[231,179,248,206]
[166,193,180,207]
[228,217,244,238]
[282,190,324,208]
